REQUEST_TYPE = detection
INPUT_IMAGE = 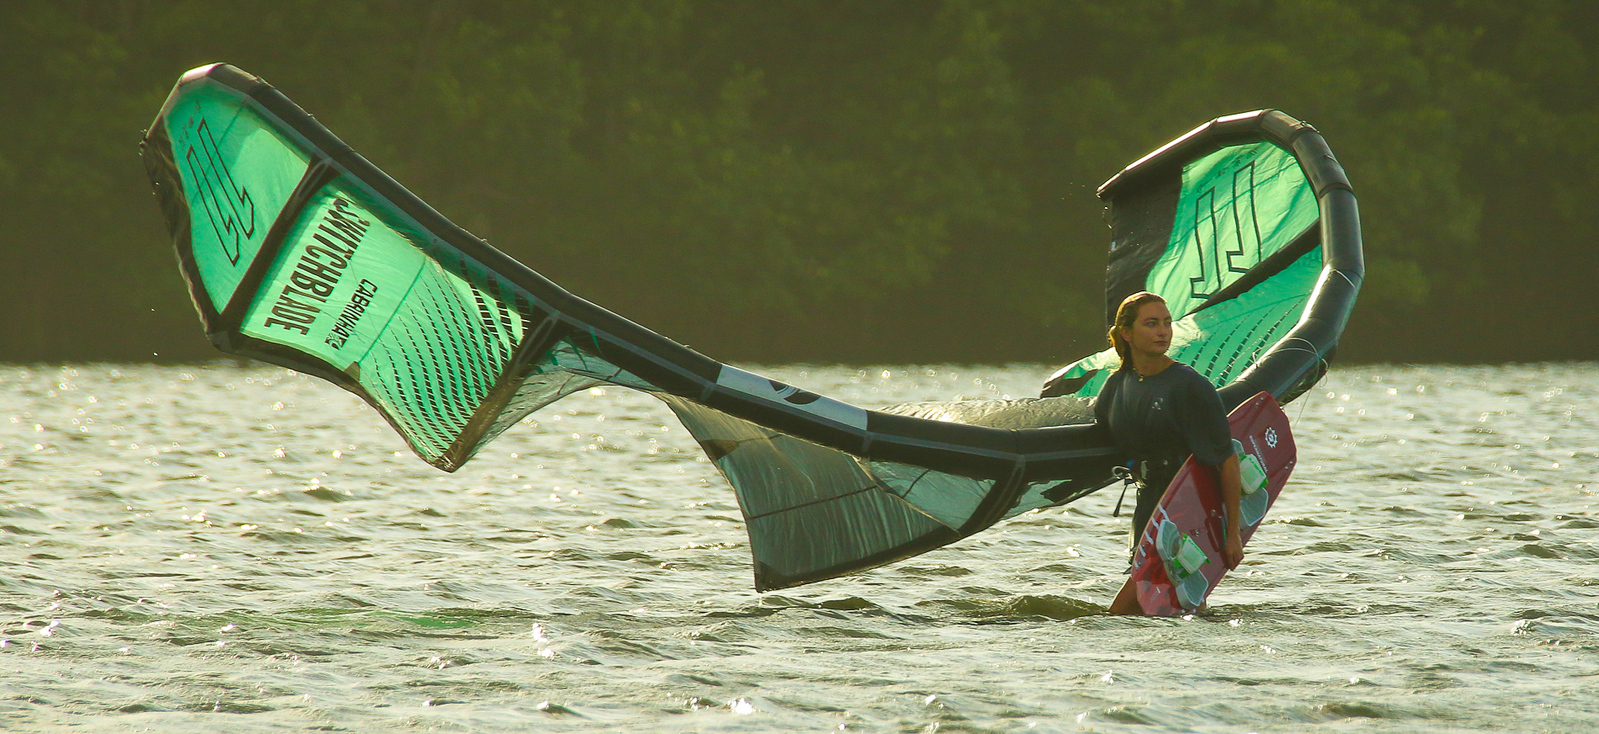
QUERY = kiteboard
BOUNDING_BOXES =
[1108,391,1295,615]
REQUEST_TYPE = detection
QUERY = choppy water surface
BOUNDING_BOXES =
[2,363,1598,732]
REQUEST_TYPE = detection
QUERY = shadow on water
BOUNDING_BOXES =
[690,592,1111,627]
[707,595,940,625]
[926,594,1104,622]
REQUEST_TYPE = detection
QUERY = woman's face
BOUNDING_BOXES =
[1122,301,1173,357]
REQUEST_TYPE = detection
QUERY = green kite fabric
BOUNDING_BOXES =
[1149,142,1319,318]
[168,83,310,311]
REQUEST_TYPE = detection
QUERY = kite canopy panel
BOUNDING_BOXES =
[1041,111,1363,405]
[143,65,1361,591]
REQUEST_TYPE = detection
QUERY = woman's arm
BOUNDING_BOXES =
[1176,367,1244,569]
[1219,454,1244,569]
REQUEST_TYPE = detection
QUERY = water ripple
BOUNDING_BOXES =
[4,363,1599,731]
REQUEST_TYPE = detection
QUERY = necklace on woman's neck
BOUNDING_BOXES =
[1134,357,1171,381]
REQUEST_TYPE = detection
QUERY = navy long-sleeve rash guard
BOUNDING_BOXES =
[1094,362,1234,469]
[1094,361,1234,542]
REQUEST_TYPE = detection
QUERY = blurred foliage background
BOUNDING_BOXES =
[2,0,1595,366]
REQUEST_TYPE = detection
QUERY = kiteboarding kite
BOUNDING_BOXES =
[141,64,1362,590]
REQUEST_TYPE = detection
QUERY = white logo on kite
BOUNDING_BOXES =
[1264,427,1278,448]
[767,379,820,405]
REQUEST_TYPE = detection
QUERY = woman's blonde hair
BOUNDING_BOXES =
[1108,291,1167,369]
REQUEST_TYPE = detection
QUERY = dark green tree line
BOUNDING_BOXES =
[1,0,1594,364]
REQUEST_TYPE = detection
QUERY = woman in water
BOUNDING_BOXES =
[1096,292,1244,611]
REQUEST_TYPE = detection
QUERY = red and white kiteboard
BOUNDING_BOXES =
[1109,391,1296,616]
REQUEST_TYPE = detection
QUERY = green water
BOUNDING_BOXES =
[1,363,1596,732]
